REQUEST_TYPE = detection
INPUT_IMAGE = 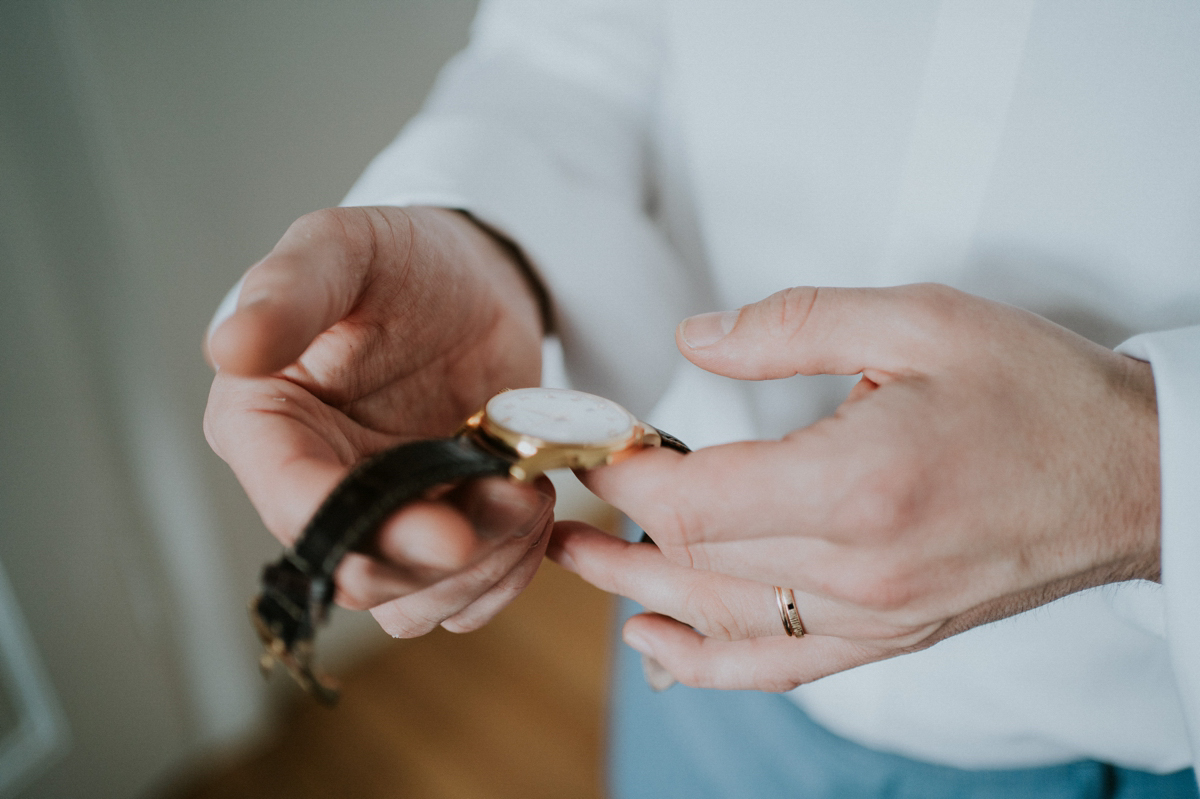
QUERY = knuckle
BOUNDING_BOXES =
[671,504,701,549]
[829,565,916,612]
[884,622,942,652]
[664,481,716,556]
[289,207,352,243]
[682,584,747,641]
[671,661,707,689]
[582,556,628,594]
[486,580,525,611]
[840,481,904,539]
[903,283,970,334]
[758,670,803,693]
[594,557,627,590]
[835,456,923,542]
[284,207,384,277]
[764,286,820,342]
[333,561,381,611]
[640,503,702,567]
[845,613,928,645]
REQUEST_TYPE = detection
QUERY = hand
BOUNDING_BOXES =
[548,284,1160,691]
[204,206,552,636]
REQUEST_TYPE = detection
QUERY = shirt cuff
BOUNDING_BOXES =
[1117,327,1200,766]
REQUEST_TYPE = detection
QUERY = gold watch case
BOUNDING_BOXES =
[458,387,665,481]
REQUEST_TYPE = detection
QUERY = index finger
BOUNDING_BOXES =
[205,372,484,571]
[205,372,356,540]
[579,418,883,550]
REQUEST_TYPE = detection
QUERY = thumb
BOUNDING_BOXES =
[675,284,958,380]
[206,208,397,375]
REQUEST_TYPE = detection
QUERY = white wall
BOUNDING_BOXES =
[0,3,483,796]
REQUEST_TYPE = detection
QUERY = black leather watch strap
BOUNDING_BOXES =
[293,438,512,575]
[654,427,691,456]
[251,436,511,703]
[251,423,690,704]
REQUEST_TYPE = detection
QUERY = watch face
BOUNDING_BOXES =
[485,388,637,445]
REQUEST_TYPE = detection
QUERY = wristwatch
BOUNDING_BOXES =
[251,386,689,703]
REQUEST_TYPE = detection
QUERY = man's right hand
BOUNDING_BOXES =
[203,206,553,637]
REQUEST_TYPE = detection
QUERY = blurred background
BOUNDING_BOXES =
[0,2,613,797]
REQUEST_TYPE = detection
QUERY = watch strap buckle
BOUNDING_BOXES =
[250,556,340,705]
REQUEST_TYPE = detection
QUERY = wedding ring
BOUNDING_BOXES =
[774,586,805,638]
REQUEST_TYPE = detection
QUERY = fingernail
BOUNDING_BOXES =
[239,293,273,310]
[640,654,677,692]
[513,491,554,538]
[205,274,250,355]
[679,309,740,348]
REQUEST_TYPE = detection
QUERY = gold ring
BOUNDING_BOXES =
[774,586,805,638]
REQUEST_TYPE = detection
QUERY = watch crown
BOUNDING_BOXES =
[515,440,538,457]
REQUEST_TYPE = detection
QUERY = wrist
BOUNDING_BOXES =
[442,208,551,337]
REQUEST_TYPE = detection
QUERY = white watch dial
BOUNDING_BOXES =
[485,388,637,445]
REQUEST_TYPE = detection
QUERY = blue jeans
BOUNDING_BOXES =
[609,599,1198,799]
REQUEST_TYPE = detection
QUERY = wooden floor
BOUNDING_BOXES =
[173,561,614,799]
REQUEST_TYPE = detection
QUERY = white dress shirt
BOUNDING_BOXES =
[340,0,1200,776]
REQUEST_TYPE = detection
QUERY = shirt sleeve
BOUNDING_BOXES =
[340,0,702,416]
[1117,327,1200,772]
